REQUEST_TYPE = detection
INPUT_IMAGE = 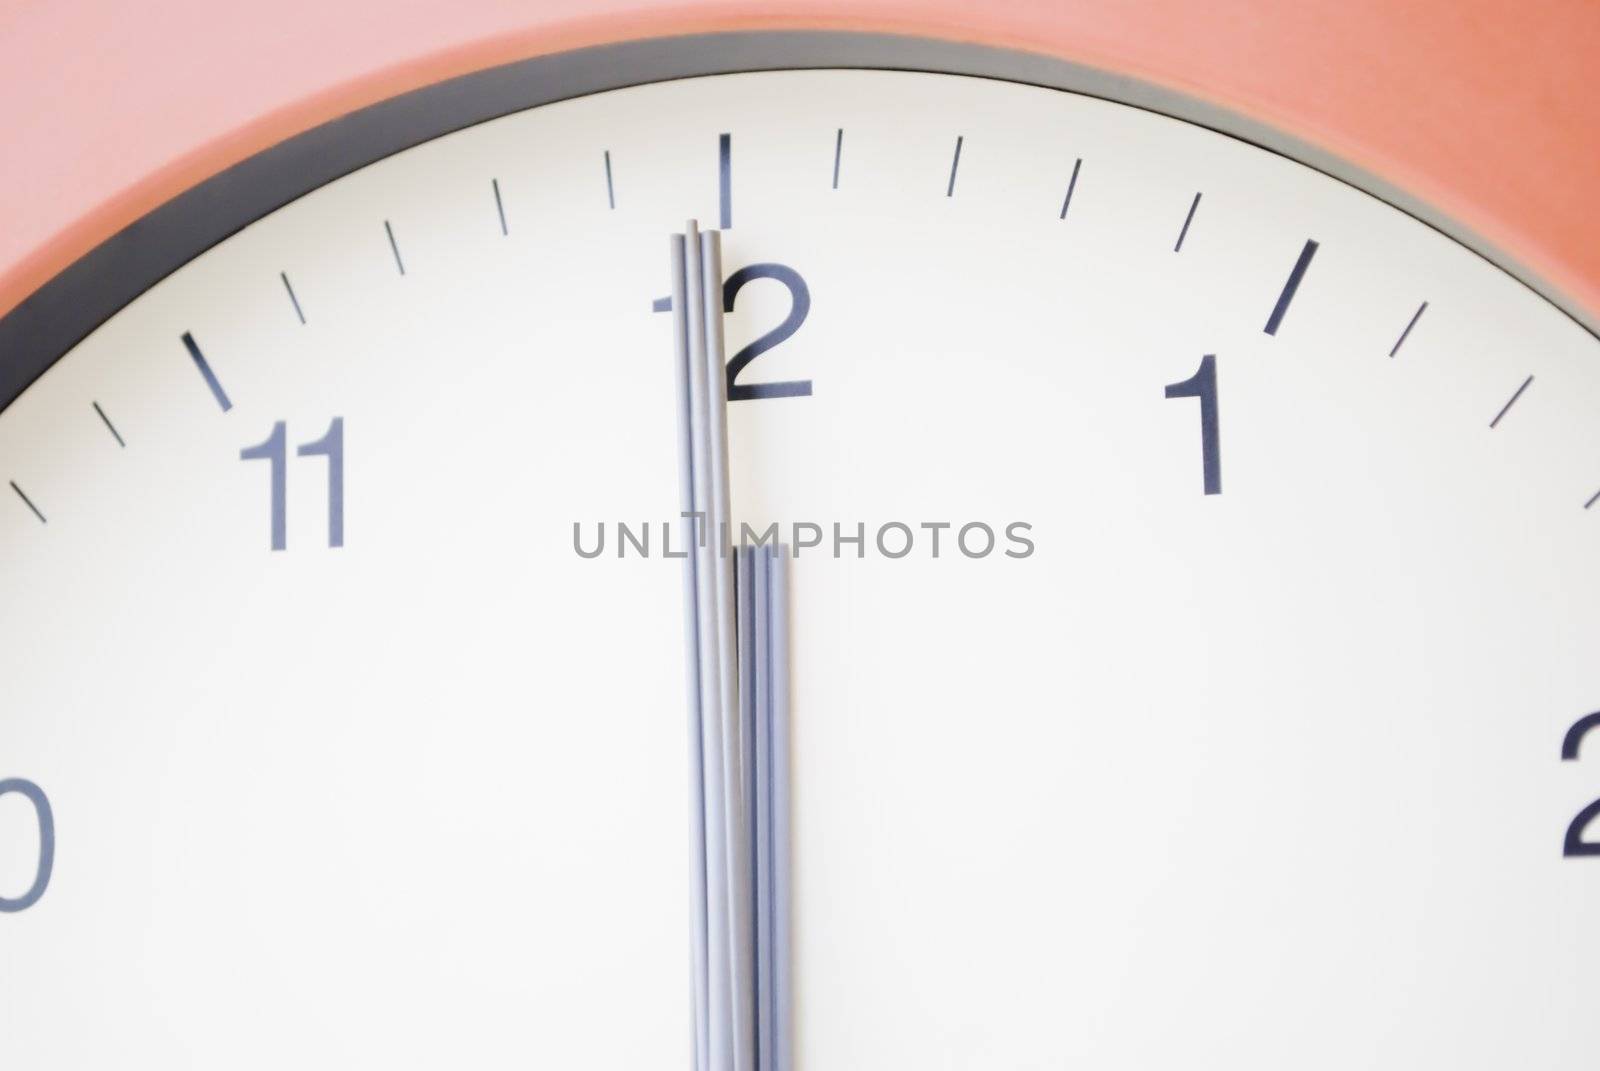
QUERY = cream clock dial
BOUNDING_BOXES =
[2,66,1598,1068]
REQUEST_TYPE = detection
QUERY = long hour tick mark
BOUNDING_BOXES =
[492,178,508,235]
[1174,192,1202,252]
[1058,158,1082,220]
[280,272,306,324]
[832,128,843,189]
[1389,301,1428,357]
[1264,239,1318,336]
[719,133,732,228]
[384,221,405,276]
[181,332,232,412]
[1489,374,1534,429]
[604,150,616,209]
[946,135,964,197]
[10,481,45,524]
[92,402,125,447]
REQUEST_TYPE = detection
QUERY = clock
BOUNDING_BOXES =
[2,9,1597,1069]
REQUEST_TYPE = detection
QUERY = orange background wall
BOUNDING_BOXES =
[2,0,1597,319]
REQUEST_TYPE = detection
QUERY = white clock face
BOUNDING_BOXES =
[2,67,1598,1067]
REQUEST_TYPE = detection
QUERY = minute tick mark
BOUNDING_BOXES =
[92,402,125,447]
[1586,488,1600,511]
[1174,192,1201,252]
[719,133,732,228]
[181,332,232,412]
[1389,301,1428,357]
[1058,158,1082,220]
[1489,374,1534,429]
[492,178,508,235]
[831,128,843,189]
[946,135,964,198]
[384,221,406,276]
[10,481,45,524]
[604,150,616,210]
[1264,239,1318,336]
[280,272,306,324]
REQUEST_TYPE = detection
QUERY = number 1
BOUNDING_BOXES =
[1165,354,1221,495]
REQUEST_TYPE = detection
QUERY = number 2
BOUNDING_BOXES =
[722,264,812,400]
[1562,711,1600,857]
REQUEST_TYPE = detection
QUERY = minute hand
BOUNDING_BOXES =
[698,227,756,1071]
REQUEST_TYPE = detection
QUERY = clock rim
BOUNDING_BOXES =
[0,30,1588,415]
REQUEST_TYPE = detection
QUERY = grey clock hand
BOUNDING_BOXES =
[699,227,758,1071]
[669,227,713,1071]
[748,541,792,1071]
[673,222,792,1071]
[674,221,751,1071]
[771,547,793,1071]
[675,220,739,1071]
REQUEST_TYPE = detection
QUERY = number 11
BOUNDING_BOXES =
[240,417,345,550]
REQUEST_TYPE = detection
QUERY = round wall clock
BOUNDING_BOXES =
[2,4,1597,1067]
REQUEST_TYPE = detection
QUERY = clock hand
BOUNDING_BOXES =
[749,541,792,1071]
[768,545,793,1071]
[669,227,713,1071]
[698,227,759,1071]
[737,531,761,1064]
[673,223,794,1071]
[674,221,751,1071]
